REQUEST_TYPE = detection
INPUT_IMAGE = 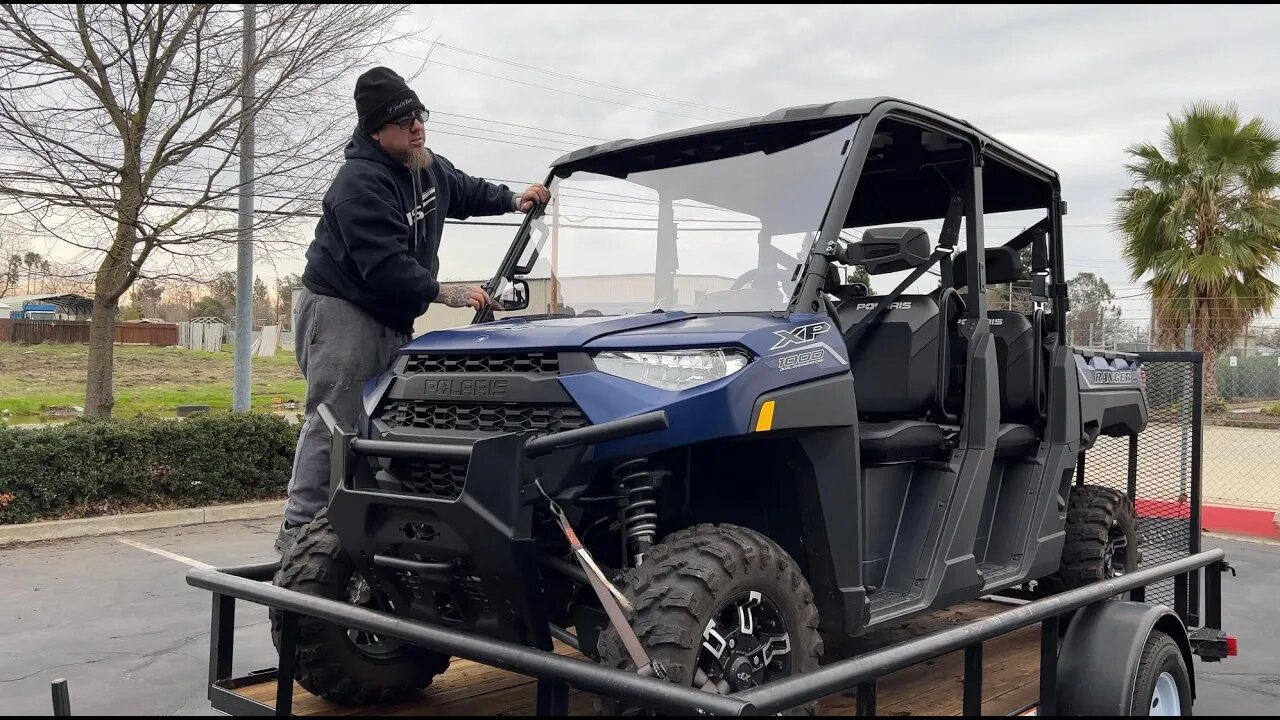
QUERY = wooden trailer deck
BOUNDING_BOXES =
[222,600,1043,716]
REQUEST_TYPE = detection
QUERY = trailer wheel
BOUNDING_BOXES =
[595,523,823,716]
[270,508,450,705]
[1130,630,1192,716]
[1037,485,1140,596]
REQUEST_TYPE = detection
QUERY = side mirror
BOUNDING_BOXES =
[839,227,932,275]
[495,278,530,312]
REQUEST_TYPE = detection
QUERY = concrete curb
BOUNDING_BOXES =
[0,499,284,546]
[1136,498,1280,540]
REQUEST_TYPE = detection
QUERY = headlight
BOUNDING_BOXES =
[594,349,751,391]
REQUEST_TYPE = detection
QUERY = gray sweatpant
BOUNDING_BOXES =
[284,288,410,526]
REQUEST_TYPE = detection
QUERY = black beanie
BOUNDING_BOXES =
[354,67,425,133]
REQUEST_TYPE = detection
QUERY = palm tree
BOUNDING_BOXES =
[1115,101,1280,403]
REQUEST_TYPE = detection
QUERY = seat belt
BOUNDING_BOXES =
[843,248,951,350]
[843,189,961,350]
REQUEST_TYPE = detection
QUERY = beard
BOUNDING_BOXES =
[405,145,434,171]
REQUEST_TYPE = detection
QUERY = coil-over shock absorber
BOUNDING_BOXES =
[613,458,668,568]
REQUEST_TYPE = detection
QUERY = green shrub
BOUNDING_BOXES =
[0,413,299,524]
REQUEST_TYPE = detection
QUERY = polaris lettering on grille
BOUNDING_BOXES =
[1092,370,1136,385]
[422,379,510,398]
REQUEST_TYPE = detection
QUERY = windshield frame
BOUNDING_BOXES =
[474,116,864,323]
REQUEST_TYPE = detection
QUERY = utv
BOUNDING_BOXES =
[271,97,1151,713]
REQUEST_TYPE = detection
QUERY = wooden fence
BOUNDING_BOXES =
[5,320,178,346]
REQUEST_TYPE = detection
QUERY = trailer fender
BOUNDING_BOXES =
[1055,599,1194,715]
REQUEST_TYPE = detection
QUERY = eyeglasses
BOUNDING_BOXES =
[389,109,429,131]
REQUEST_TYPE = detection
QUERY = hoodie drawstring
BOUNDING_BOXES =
[409,167,420,260]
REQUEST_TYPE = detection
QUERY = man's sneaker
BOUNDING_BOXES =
[275,521,305,556]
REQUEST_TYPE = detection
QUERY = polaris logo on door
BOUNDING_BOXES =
[771,321,831,350]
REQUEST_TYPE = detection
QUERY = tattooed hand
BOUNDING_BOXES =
[435,285,494,310]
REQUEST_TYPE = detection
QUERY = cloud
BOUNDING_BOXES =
[16,4,1280,323]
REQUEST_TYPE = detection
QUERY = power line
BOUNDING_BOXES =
[0,185,523,227]
[429,120,583,148]
[426,41,749,118]
[0,102,603,158]
[433,111,607,142]
[390,49,724,124]
[429,127,571,153]
[0,156,1165,240]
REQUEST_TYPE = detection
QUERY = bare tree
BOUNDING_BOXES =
[0,229,26,298]
[130,276,163,317]
[0,3,412,416]
[273,272,303,329]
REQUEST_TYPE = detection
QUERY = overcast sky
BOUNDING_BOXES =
[23,4,1280,322]
[377,4,1280,320]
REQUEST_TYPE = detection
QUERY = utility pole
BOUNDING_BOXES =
[233,3,256,412]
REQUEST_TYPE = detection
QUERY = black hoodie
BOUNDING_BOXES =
[301,128,517,333]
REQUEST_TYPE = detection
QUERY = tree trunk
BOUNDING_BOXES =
[1201,351,1219,406]
[85,126,144,419]
[1191,311,1225,407]
[85,296,118,418]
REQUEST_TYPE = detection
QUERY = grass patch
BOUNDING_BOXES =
[0,343,305,419]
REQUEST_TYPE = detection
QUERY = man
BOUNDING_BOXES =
[277,66,550,553]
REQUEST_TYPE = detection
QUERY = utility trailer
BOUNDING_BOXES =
[175,96,1242,716]
[186,348,1235,716]
[186,516,1232,716]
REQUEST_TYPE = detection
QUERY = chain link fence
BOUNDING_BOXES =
[1084,353,1201,609]
[1075,313,1280,512]
[1197,322,1280,511]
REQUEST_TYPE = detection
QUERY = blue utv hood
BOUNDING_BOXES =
[400,312,794,354]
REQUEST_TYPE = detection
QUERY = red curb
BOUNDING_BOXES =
[1135,498,1280,539]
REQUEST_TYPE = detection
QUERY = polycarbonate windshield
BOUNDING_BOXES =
[504,117,861,316]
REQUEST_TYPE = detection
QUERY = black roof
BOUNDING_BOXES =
[550,97,1060,226]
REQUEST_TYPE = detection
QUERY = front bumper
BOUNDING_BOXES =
[316,403,667,646]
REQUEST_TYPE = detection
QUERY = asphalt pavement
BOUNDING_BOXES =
[0,520,1275,715]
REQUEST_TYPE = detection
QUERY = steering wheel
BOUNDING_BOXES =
[730,266,792,292]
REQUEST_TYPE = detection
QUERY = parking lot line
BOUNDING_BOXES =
[115,537,213,569]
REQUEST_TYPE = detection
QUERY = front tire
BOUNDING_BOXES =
[596,523,823,715]
[269,508,450,705]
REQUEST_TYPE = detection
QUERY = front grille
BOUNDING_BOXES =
[403,353,560,374]
[456,575,490,614]
[391,459,467,500]
[381,400,590,433]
